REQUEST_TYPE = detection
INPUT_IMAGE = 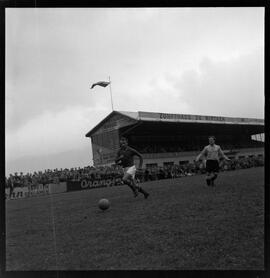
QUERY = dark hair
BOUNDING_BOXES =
[208,136,216,140]
[120,136,128,142]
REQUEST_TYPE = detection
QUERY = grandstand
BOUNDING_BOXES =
[85,111,264,168]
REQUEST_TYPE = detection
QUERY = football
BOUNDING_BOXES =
[98,198,110,211]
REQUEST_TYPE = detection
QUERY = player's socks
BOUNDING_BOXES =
[129,185,138,197]
[129,184,138,197]
[132,188,138,197]
[124,179,138,197]
[144,192,150,199]
[138,187,149,199]
[206,176,211,186]
[211,174,217,186]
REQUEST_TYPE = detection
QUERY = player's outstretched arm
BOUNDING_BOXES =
[130,147,143,169]
[195,147,207,162]
[115,151,123,165]
[137,155,143,169]
[218,146,230,161]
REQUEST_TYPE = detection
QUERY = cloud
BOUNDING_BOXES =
[6,8,264,131]
[113,73,191,114]
[6,105,109,162]
[114,48,264,118]
[6,148,93,175]
[169,48,264,118]
[5,8,264,174]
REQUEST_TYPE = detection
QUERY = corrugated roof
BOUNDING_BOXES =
[85,110,139,137]
[117,111,139,120]
[85,110,264,138]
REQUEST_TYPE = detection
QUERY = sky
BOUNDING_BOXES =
[5,7,264,175]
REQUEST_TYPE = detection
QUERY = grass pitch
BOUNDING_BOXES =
[6,167,264,270]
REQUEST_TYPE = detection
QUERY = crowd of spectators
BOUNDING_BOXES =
[5,165,123,189]
[137,155,264,182]
[6,155,264,189]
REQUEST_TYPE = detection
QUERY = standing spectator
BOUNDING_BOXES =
[8,175,15,199]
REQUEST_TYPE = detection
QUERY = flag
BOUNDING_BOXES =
[90,81,110,89]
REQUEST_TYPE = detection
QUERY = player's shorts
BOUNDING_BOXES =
[206,160,219,173]
[124,165,136,179]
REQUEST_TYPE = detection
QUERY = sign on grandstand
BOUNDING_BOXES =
[138,111,264,125]
[66,178,122,192]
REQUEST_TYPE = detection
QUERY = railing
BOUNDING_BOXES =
[141,147,264,159]
[142,151,198,159]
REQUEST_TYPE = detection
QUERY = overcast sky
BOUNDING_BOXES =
[6,7,264,175]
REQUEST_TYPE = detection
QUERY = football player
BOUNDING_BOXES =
[115,137,149,198]
[195,136,230,186]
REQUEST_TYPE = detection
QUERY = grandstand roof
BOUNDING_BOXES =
[85,110,264,137]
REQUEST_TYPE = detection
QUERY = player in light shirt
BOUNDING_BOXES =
[195,136,230,186]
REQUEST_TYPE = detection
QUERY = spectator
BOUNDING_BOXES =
[5,155,264,192]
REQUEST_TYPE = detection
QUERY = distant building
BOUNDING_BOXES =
[85,111,264,168]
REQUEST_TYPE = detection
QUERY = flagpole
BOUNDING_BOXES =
[108,76,114,111]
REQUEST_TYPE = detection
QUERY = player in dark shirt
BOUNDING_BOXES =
[8,176,15,199]
[115,136,149,198]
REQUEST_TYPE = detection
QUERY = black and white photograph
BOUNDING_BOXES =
[4,6,265,271]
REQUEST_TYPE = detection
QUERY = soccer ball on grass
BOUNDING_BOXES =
[98,198,110,211]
